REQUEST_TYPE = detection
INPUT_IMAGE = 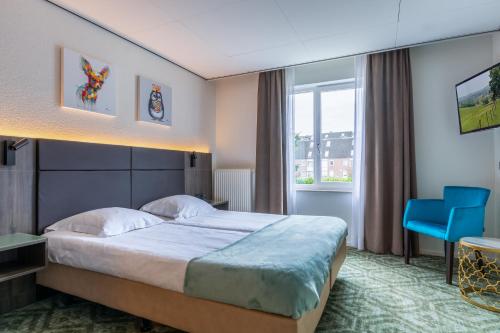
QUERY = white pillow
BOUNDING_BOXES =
[140,195,216,220]
[45,207,164,237]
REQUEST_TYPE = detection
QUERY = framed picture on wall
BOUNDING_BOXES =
[61,48,116,116]
[137,76,172,126]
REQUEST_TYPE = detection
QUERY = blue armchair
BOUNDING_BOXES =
[403,186,490,284]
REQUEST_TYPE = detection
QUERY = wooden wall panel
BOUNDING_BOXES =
[0,136,36,235]
[0,136,36,314]
[0,138,213,315]
[184,152,213,200]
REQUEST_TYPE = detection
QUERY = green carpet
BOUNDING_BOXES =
[0,249,498,333]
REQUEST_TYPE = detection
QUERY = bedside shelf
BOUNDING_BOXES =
[0,233,47,283]
[0,262,46,282]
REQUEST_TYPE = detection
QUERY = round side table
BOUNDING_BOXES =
[458,237,499,312]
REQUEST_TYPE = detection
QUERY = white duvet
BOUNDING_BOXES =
[167,210,283,232]
[43,210,284,293]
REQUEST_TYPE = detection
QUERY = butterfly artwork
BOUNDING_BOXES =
[62,48,116,116]
[77,57,109,107]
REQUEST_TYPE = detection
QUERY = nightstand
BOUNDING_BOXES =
[0,233,47,283]
[209,200,229,210]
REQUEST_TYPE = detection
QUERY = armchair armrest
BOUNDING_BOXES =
[445,206,485,242]
[403,199,445,228]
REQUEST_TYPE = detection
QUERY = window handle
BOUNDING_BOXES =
[316,143,321,154]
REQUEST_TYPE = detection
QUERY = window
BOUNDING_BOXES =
[293,79,355,191]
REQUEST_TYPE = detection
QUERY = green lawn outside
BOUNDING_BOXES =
[459,99,499,133]
[296,176,352,184]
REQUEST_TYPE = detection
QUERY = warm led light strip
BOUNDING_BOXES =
[0,129,210,153]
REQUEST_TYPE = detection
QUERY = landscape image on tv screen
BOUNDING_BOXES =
[456,62,500,134]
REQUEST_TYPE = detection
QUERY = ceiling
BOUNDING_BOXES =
[49,0,500,80]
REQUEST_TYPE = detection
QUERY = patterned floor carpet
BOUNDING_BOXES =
[0,249,498,333]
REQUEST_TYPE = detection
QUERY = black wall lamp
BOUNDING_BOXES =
[190,151,197,168]
[3,138,29,166]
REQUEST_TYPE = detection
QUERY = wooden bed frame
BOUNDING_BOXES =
[35,139,347,333]
[37,240,346,333]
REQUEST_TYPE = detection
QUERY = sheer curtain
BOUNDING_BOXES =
[350,55,367,250]
[284,67,296,214]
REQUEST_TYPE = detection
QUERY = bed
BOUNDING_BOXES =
[35,139,347,333]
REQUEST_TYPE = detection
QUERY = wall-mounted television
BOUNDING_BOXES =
[456,62,500,134]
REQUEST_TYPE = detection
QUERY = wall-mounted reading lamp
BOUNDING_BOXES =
[3,138,29,166]
[190,151,197,168]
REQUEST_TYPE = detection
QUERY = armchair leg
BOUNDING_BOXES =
[445,241,454,285]
[404,228,410,264]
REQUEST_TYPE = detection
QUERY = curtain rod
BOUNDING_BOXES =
[209,28,500,81]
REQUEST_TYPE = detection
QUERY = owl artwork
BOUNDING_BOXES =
[138,76,171,126]
[148,84,165,121]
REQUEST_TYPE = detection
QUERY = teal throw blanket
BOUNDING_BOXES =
[184,215,347,318]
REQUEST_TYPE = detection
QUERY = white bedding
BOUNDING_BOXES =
[166,210,283,232]
[44,211,284,293]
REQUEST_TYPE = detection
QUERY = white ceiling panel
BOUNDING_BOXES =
[275,0,399,41]
[397,0,500,46]
[182,0,297,57]
[303,23,397,61]
[224,42,311,76]
[48,0,500,79]
[51,0,173,36]
[148,0,243,21]
[130,21,229,77]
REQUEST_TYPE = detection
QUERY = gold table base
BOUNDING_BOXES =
[458,240,500,312]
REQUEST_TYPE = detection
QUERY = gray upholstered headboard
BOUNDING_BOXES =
[37,139,189,234]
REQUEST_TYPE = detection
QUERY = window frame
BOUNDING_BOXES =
[293,79,355,192]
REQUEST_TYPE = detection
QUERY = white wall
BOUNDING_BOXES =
[411,33,498,255]
[215,74,259,168]
[0,0,215,152]
[295,191,352,224]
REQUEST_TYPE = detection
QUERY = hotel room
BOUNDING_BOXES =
[0,1,499,332]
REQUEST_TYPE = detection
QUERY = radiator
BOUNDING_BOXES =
[214,169,255,212]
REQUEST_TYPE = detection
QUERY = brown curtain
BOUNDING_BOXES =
[364,49,418,256]
[255,69,287,214]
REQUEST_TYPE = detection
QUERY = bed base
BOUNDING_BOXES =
[37,240,346,333]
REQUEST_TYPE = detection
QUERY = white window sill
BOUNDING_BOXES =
[295,185,353,193]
